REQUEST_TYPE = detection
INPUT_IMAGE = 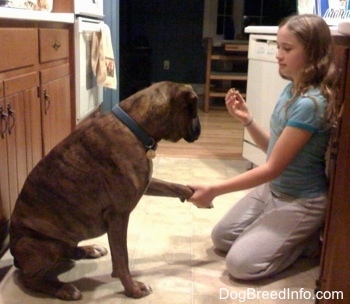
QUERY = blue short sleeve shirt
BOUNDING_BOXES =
[266,83,331,198]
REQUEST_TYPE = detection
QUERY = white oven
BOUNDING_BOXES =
[74,1,104,124]
[74,0,104,19]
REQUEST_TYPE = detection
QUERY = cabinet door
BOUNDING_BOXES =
[3,72,41,210]
[0,96,10,250]
[41,64,72,155]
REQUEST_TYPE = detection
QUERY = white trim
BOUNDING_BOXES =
[0,8,74,23]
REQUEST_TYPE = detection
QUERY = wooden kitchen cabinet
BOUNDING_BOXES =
[0,21,74,256]
[315,35,350,303]
[0,28,42,255]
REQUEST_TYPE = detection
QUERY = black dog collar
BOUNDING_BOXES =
[112,105,157,158]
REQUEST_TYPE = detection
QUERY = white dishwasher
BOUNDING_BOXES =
[243,33,290,166]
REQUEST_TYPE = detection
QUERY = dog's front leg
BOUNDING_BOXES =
[144,177,193,202]
[106,211,152,298]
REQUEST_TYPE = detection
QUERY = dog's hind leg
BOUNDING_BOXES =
[11,236,83,300]
[144,177,193,202]
[20,273,82,301]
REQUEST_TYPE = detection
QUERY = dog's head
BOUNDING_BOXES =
[167,82,201,143]
[121,81,201,143]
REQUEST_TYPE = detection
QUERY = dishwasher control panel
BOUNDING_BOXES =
[248,34,278,62]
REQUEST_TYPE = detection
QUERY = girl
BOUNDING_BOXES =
[188,14,340,280]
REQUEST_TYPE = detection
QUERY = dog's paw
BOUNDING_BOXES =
[125,280,152,298]
[86,244,108,258]
[75,244,108,259]
[55,283,82,301]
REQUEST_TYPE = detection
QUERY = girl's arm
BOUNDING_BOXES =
[226,90,270,152]
[188,126,313,208]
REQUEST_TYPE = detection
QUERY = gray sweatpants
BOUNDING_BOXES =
[211,183,327,280]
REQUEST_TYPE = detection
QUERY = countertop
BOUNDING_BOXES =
[244,25,345,36]
[0,7,74,23]
[244,26,279,35]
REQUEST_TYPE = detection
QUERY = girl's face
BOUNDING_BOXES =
[276,25,307,82]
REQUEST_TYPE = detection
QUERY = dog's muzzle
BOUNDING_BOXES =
[184,117,201,143]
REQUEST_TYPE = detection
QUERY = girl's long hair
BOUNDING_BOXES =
[279,14,341,126]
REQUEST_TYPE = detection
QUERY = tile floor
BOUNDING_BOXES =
[0,157,320,304]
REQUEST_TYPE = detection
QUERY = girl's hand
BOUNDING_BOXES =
[225,89,252,125]
[187,185,214,209]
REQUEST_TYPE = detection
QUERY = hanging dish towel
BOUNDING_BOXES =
[91,23,117,90]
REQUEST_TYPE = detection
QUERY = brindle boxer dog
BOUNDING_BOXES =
[9,81,200,300]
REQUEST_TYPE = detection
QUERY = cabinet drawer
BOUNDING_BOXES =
[0,28,38,73]
[39,29,69,63]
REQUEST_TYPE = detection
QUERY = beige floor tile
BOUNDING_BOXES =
[194,293,260,304]
[255,258,319,304]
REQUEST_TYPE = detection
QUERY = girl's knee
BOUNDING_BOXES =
[225,253,253,280]
[225,250,272,280]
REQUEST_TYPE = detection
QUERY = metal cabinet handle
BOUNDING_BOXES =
[7,103,15,135]
[52,41,61,51]
[44,89,51,114]
[0,106,8,139]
